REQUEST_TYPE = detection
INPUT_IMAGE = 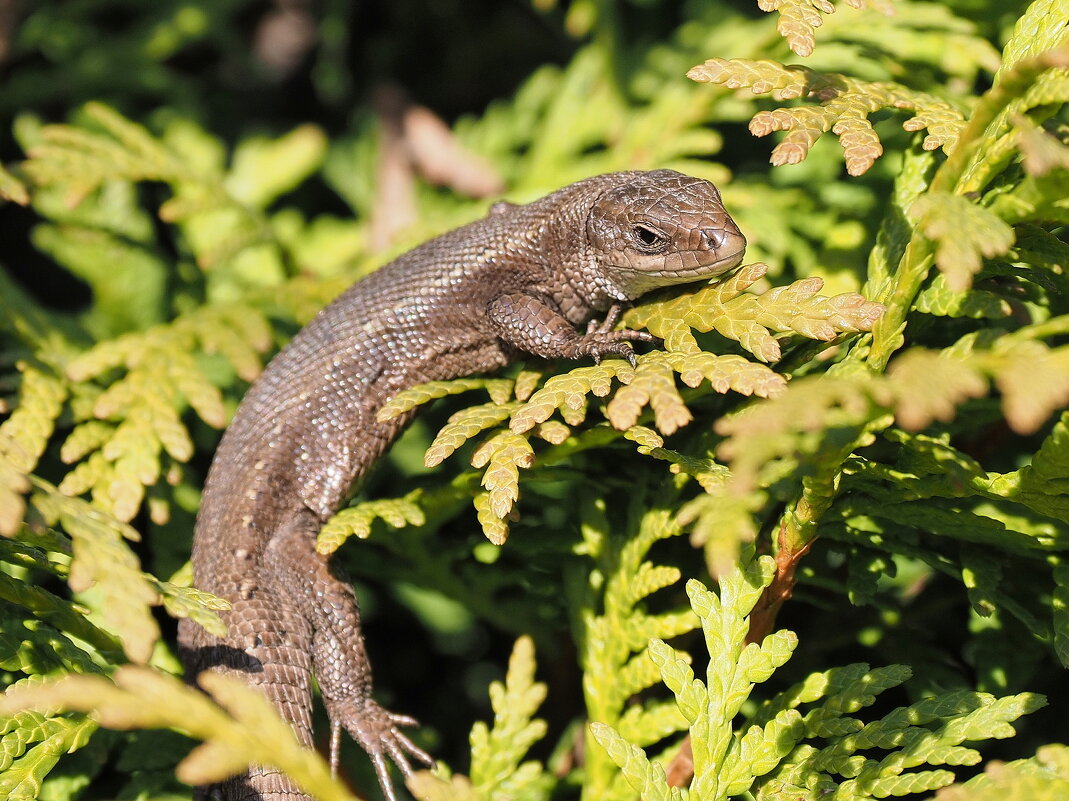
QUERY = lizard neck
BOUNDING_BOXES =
[521,180,624,320]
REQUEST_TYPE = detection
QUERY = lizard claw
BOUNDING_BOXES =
[577,329,657,367]
[328,697,433,801]
[590,341,636,368]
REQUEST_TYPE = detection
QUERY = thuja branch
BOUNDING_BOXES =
[868,43,1069,370]
[935,44,1069,197]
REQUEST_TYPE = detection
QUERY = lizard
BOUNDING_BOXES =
[177,169,747,801]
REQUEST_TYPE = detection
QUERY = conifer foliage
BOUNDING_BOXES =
[1,1,1068,800]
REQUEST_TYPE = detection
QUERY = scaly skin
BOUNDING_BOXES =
[178,170,746,801]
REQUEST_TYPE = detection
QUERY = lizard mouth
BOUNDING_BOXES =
[656,245,747,281]
[608,241,747,289]
[603,239,747,300]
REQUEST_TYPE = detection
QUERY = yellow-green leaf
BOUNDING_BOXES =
[910,192,1016,291]
[606,354,691,434]
[424,402,518,468]
[473,432,534,520]
[378,377,514,421]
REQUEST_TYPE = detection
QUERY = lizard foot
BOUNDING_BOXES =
[579,304,658,366]
[575,329,657,367]
[327,696,433,801]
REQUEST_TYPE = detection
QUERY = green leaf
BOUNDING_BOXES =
[472,431,534,521]
[0,572,119,662]
[739,630,799,684]
[224,125,327,209]
[588,723,681,801]
[0,363,67,476]
[648,638,702,723]
[31,223,168,337]
[425,402,518,467]
[24,103,188,200]
[378,378,515,421]
[628,263,883,362]
[999,0,1069,74]
[0,163,29,205]
[606,354,691,434]
[317,491,426,554]
[687,60,965,173]
[38,491,161,665]
[615,700,689,748]
[0,714,98,801]
[989,411,1069,523]
[510,363,629,433]
[473,492,510,546]
[937,743,1069,801]
[909,192,1015,291]
[151,580,229,639]
[0,667,358,801]
[914,272,1012,319]
[576,496,700,800]
[469,636,549,801]
[738,709,805,783]
[1054,562,1069,668]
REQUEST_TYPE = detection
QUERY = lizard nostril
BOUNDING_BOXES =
[702,227,728,250]
[703,226,745,254]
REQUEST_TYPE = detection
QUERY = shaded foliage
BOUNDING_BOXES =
[1,1,1067,800]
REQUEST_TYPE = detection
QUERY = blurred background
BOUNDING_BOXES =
[0,0,1021,314]
[0,2,1047,798]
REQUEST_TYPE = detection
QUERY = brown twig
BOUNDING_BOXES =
[747,522,815,645]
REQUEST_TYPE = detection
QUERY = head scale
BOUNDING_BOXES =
[585,169,747,299]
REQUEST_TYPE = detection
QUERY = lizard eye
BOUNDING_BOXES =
[631,224,669,251]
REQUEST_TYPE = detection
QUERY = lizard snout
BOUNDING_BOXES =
[702,225,746,256]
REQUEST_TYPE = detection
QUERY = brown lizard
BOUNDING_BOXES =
[178,169,747,800]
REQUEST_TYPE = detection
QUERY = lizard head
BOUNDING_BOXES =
[585,169,747,299]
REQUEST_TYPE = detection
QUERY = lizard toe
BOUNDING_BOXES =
[387,711,421,728]
[328,696,432,800]
[574,334,636,366]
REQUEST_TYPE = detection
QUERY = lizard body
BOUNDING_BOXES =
[178,169,746,800]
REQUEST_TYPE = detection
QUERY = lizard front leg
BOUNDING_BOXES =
[486,292,654,366]
[262,511,432,801]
